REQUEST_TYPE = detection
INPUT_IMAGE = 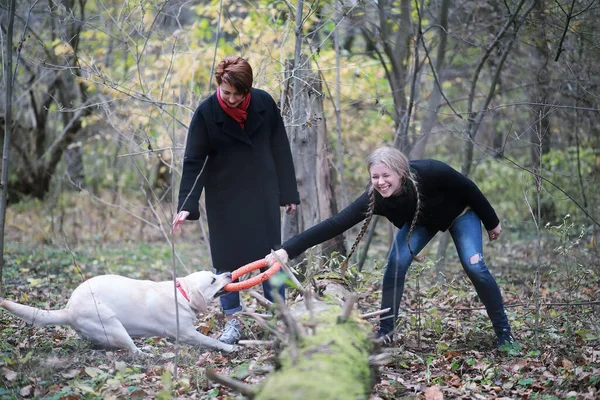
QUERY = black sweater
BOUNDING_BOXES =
[283,159,500,259]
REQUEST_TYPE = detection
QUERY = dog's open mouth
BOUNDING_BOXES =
[214,273,233,298]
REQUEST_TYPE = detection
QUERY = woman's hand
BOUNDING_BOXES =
[266,249,289,265]
[488,223,502,241]
[172,211,190,234]
[284,204,297,215]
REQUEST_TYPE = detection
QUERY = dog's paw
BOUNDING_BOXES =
[132,348,154,358]
[221,344,237,353]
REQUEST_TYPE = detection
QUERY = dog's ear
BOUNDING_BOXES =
[194,290,208,313]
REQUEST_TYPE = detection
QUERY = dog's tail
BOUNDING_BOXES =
[0,299,70,326]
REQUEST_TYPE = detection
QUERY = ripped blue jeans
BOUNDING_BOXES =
[379,210,510,336]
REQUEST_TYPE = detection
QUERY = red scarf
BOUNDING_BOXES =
[217,87,251,128]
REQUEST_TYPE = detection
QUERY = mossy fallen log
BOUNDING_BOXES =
[208,270,384,400]
[255,305,373,400]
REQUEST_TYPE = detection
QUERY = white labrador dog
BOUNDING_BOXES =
[0,271,234,354]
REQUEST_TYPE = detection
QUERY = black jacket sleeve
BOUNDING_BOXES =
[176,107,210,220]
[283,192,370,259]
[435,161,500,231]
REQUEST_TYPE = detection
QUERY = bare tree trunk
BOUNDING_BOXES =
[281,0,343,261]
[409,0,450,159]
[359,0,412,141]
[282,0,305,244]
[385,0,412,134]
[533,113,543,348]
[315,93,346,258]
[65,145,85,189]
[0,0,17,292]
[333,15,348,210]
[282,57,319,239]
[282,55,344,261]
[461,0,535,175]
[3,0,92,203]
[529,2,555,223]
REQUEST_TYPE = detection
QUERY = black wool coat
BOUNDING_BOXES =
[177,88,300,272]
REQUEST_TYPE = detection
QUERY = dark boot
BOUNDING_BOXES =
[495,327,516,350]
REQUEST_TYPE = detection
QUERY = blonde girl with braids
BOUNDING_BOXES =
[267,146,515,349]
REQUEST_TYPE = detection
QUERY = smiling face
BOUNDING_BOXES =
[370,162,402,198]
[219,82,246,108]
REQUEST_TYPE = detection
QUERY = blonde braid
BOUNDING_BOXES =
[339,189,376,276]
[405,173,424,262]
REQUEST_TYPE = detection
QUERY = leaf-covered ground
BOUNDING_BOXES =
[1,203,599,399]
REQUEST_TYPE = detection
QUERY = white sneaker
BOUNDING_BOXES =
[218,318,242,344]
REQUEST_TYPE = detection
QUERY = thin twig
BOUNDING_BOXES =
[274,292,305,338]
[270,250,305,295]
[554,0,577,62]
[273,292,302,365]
[369,353,391,366]
[339,293,358,321]
[207,0,223,92]
[239,311,287,342]
[248,290,273,309]
[304,288,316,335]
[206,369,255,398]
[415,0,461,119]
[360,308,391,319]
[238,340,276,347]
[170,91,181,378]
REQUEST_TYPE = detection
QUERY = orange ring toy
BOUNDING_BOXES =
[224,259,282,292]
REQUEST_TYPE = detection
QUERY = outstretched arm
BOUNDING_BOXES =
[267,192,371,262]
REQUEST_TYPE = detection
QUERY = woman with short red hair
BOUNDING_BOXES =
[173,56,300,344]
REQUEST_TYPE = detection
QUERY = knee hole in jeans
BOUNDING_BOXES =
[469,253,483,264]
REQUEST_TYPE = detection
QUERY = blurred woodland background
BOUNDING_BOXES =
[1,0,599,255]
[0,0,599,398]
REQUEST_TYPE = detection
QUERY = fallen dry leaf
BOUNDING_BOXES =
[561,358,573,368]
[20,385,33,398]
[61,369,80,379]
[2,367,18,381]
[424,385,444,400]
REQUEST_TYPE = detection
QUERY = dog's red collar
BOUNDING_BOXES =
[176,280,190,302]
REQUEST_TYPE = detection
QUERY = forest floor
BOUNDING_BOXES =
[0,199,599,399]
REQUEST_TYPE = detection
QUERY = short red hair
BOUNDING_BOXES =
[215,56,253,95]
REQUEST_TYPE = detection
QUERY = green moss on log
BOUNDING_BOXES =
[255,308,373,400]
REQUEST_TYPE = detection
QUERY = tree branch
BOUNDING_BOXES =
[554,0,576,61]
[206,369,256,398]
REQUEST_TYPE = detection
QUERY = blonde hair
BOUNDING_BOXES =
[340,147,423,274]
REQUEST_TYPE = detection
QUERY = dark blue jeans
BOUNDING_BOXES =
[379,210,510,336]
[217,269,286,315]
